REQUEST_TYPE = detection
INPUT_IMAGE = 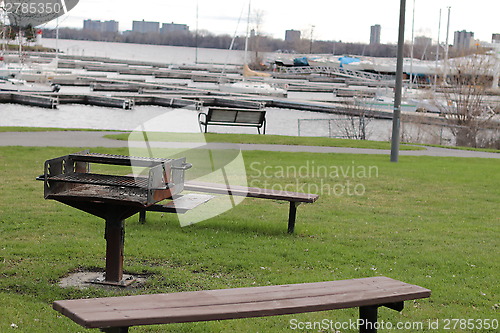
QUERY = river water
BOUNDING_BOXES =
[1,38,397,140]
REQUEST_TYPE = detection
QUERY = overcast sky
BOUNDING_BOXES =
[45,0,499,44]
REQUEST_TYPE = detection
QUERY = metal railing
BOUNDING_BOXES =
[280,66,395,82]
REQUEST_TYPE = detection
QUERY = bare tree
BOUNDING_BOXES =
[249,8,265,69]
[335,94,375,140]
[434,53,500,148]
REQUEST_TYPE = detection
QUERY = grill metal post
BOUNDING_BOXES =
[105,218,125,283]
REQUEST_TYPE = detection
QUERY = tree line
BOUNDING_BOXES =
[38,27,405,57]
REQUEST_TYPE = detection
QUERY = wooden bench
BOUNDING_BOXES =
[53,276,431,333]
[198,107,267,134]
[139,181,319,233]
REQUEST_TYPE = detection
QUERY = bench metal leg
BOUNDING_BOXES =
[139,210,146,223]
[359,306,378,333]
[359,302,404,333]
[287,202,300,233]
[100,327,129,333]
[105,218,125,283]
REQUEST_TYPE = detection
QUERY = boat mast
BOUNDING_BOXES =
[244,1,251,65]
[443,6,451,85]
[434,8,442,89]
[409,0,415,89]
[1,5,5,55]
[195,1,199,64]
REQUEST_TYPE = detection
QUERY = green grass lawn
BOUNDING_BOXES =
[106,131,425,150]
[0,146,498,332]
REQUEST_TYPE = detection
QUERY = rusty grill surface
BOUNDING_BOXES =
[49,184,149,205]
[41,150,190,208]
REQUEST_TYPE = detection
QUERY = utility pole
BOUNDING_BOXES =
[309,25,315,54]
[390,0,407,162]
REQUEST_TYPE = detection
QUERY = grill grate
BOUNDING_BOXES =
[48,173,167,189]
[69,152,173,167]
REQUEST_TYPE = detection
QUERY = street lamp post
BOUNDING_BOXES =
[390,0,407,162]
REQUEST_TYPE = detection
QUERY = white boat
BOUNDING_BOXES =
[0,77,60,92]
[372,58,397,73]
[219,80,287,97]
[218,2,288,97]
[308,56,341,68]
[355,95,418,113]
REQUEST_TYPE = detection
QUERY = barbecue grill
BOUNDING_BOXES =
[38,150,192,286]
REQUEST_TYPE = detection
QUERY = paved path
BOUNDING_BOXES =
[0,131,498,159]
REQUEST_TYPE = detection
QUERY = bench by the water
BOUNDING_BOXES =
[140,181,319,233]
[198,107,267,134]
[53,276,431,333]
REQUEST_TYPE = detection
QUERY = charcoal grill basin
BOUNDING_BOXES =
[38,151,192,286]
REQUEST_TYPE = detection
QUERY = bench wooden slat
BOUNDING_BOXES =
[235,110,265,124]
[145,194,213,214]
[209,110,238,122]
[53,277,430,329]
[184,181,319,203]
[54,277,418,312]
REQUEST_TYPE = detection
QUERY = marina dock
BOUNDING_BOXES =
[2,53,498,132]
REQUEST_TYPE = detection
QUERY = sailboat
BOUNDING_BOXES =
[218,2,287,97]
[219,64,287,97]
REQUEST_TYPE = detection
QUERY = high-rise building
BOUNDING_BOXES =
[454,30,474,49]
[83,19,119,33]
[132,20,160,34]
[83,19,102,31]
[370,24,381,45]
[285,30,301,43]
[493,33,500,43]
[102,20,119,33]
[160,22,189,34]
[414,36,432,47]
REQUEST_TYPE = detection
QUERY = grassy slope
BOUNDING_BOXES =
[0,146,498,332]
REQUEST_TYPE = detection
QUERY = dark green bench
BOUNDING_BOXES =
[53,276,431,333]
[198,107,267,134]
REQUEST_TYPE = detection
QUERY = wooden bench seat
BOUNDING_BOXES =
[140,181,319,233]
[145,193,213,214]
[53,276,431,333]
[198,107,267,134]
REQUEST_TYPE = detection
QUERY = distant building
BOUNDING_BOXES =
[160,22,189,34]
[493,33,500,43]
[454,30,474,49]
[132,20,160,34]
[83,19,119,33]
[285,30,301,42]
[414,36,432,47]
[83,19,102,31]
[370,24,381,45]
[102,20,119,33]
